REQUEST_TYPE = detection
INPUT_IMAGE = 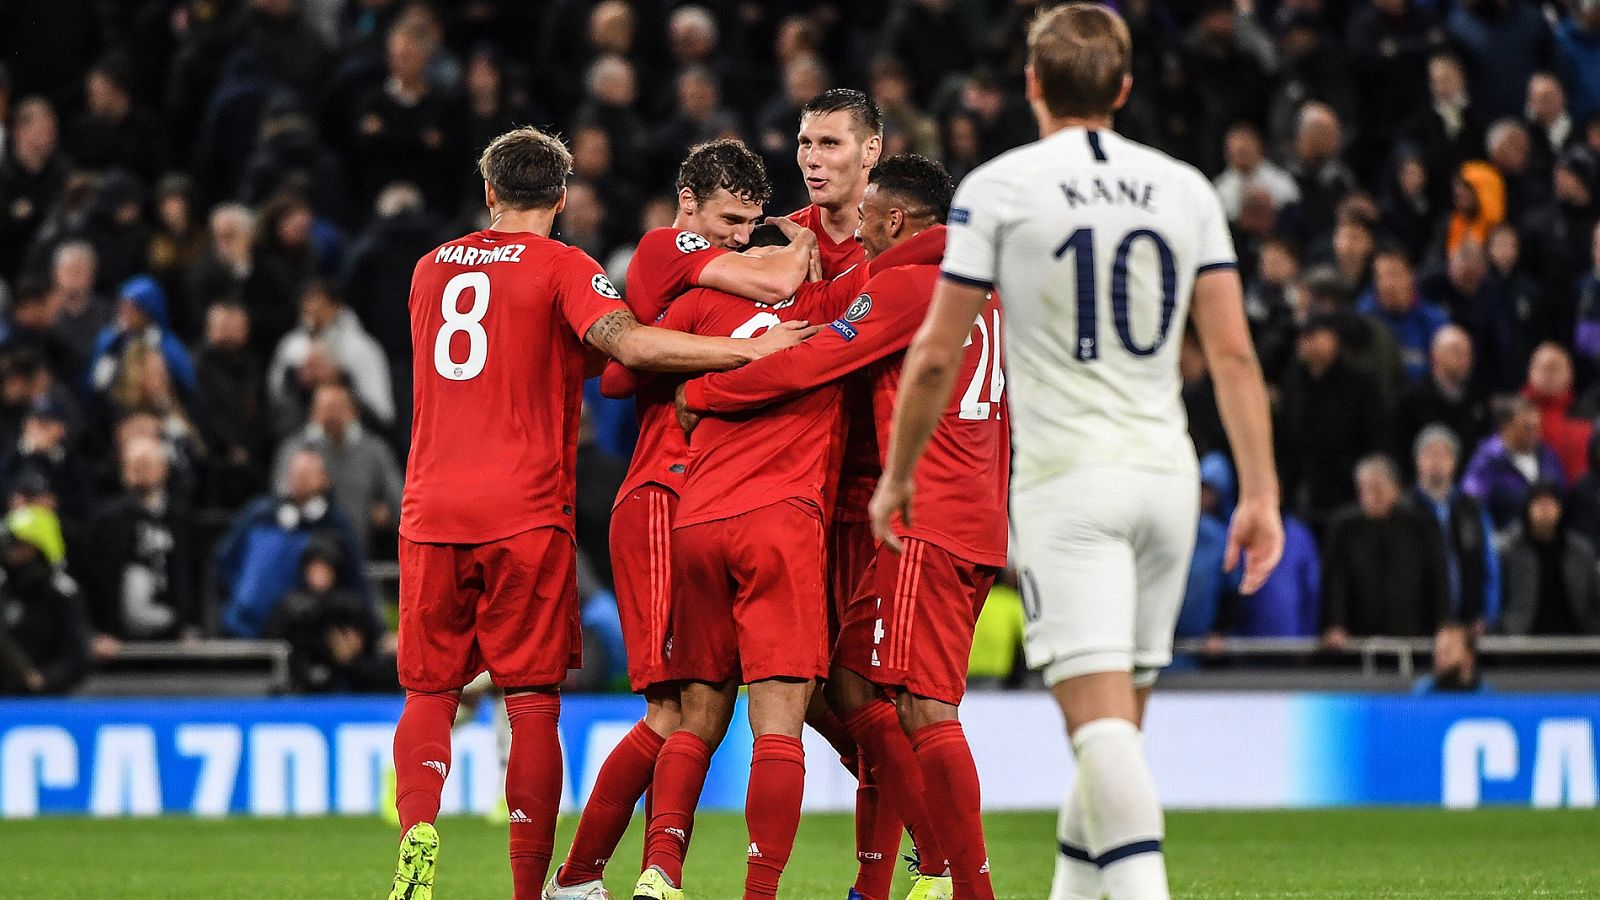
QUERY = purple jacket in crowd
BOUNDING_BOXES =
[1461,435,1566,530]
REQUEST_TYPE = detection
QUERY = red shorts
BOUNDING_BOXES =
[835,538,999,705]
[827,517,877,642]
[610,485,677,692]
[398,526,580,692]
[667,499,828,684]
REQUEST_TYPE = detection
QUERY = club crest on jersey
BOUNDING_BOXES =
[844,294,872,322]
[592,273,621,299]
[675,231,712,253]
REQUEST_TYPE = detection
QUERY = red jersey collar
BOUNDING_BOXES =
[868,225,947,276]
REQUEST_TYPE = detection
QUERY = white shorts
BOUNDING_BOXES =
[1012,465,1199,689]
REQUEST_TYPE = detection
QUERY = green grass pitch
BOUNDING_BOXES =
[2,809,1596,898]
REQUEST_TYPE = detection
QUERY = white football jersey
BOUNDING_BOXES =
[941,126,1237,490]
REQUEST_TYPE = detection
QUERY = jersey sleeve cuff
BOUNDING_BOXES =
[681,377,713,414]
[1196,260,1238,275]
[940,270,994,290]
[575,300,628,343]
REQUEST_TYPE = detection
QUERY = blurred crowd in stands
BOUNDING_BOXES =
[4,0,1600,697]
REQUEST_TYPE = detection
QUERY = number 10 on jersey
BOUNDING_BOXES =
[1055,227,1178,362]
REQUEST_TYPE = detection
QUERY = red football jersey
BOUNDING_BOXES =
[402,229,625,544]
[662,285,846,529]
[788,203,866,279]
[790,203,877,521]
[684,226,1009,566]
[613,227,732,502]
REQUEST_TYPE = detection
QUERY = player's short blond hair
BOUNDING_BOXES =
[1027,3,1132,119]
[478,126,572,210]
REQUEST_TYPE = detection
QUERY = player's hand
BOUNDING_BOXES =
[869,474,914,553]
[748,320,819,358]
[1321,626,1350,652]
[1224,495,1284,595]
[764,216,817,249]
[674,382,701,436]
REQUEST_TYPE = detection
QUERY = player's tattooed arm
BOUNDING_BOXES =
[585,309,821,372]
[698,218,818,301]
[586,309,637,352]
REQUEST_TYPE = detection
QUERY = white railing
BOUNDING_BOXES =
[101,639,292,691]
[1171,635,1600,678]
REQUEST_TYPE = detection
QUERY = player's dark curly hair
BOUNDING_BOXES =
[676,139,772,206]
[478,126,572,210]
[868,154,955,223]
[801,88,884,137]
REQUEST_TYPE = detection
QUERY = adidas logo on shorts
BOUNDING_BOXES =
[423,760,448,778]
[509,808,532,823]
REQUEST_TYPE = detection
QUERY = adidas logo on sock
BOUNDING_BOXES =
[508,808,532,823]
[666,827,687,842]
[422,760,448,778]
[747,842,762,858]
[979,858,990,874]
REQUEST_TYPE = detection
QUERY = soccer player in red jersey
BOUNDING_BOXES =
[791,88,877,281]
[548,141,823,898]
[613,240,854,900]
[791,88,921,900]
[681,156,1005,899]
[385,126,814,900]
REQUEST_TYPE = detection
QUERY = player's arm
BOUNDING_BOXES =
[1191,266,1284,594]
[561,255,817,373]
[599,358,644,398]
[695,217,818,302]
[869,277,990,551]
[682,280,915,414]
[585,308,814,372]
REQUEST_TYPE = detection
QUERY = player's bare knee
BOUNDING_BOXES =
[823,665,877,715]
[643,702,682,738]
[643,685,683,737]
[1052,671,1139,735]
[894,692,957,733]
[747,677,812,737]
[679,680,736,746]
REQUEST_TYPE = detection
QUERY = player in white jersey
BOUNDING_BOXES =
[869,6,1284,900]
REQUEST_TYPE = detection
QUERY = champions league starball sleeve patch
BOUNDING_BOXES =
[592,273,622,299]
[676,231,712,253]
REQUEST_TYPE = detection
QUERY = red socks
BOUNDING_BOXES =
[560,720,665,885]
[393,690,459,835]
[912,721,995,900]
[744,734,806,900]
[815,706,896,896]
[505,692,563,900]
[843,700,948,877]
[643,731,713,885]
[852,762,902,900]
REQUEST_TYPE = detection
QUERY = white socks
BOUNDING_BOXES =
[1050,777,1102,899]
[1070,718,1169,900]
